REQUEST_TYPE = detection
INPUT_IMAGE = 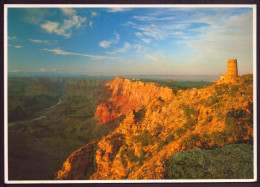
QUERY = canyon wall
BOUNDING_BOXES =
[56,75,253,180]
[94,77,175,124]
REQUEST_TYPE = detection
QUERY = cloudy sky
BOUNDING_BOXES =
[7,6,254,76]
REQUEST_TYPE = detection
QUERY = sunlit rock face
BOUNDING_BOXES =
[57,75,253,180]
[94,77,175,124]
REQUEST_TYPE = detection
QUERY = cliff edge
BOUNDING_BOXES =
[95,77,174,124]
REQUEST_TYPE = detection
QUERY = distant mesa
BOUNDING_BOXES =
[218,59,239,84]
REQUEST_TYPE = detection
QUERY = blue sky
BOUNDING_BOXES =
[7,7,253,76]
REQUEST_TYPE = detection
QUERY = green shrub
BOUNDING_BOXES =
[153,124,163,137]
[183,118,197,129]
[224,108,252,143]
[181,133,201,150]
[125,149,139,163]
[157,133,176,150]
[125,149,146,166]
[175,127,186,138]
[108,133,125,161]
[241,74,253,84]
[183,105,197,118]
[202,115,213,126]
[198,99,206,105]
[215,84,229,96]
[200,134,212,149]
[182,105,198,130]
[210,131,228,147]
[206,115,213,122]
[165,148,210,179]
[165,144,253,179]
[134,108,146,122]
[138,150,146,166]
[230,85,239,96]
[120,152,128,168]
[134,130,152,146]
[206,95,219,106]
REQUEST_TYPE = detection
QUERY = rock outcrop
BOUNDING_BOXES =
[56,74,253,180]
[56,141,98,180]
[94,77,175,124]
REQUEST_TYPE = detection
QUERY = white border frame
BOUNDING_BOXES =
[4,4,257,184]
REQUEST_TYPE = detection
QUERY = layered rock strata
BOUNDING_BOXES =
[95,77,175,124]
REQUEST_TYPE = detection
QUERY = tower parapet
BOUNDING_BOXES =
[218,59,238,84]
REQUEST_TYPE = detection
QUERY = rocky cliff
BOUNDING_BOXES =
[94,77,174,124]
[56,74,253,180]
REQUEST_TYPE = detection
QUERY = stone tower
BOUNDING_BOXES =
[218,59,238,83]
[224,59,238,81]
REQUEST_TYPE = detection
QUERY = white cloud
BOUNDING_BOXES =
[185,12,253,60]
[24,9,55,24]
[146,54,159,61]
[89,21,93,28]
[42,48,121,60]
[8,44,23,49]
[41,21,60,33]
[28,39,48,44]
[60,8,76,15]
[108,42,131,54]
[168,11,254,75]
[145,54,167,63]
[135,32,151,43]
[39,68,57,72]
[43,48,79,55]
[99,40,112,48]
[91,11,97,17]
[8,36,16,40]
[126,22,171,41]
[115,32,120,41]
[133,15,176,21]
[132,44,147,53]
[99,32,120,48]
[106,8,131,13]
[40,9,86,38]
[141,38,151,43]
[14,46,22,48]
[135,32,142,37]
[139,24,168,40]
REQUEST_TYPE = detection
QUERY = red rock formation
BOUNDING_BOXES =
[56,141,98,180]
[95,103,119,124]
[95,77,175,124]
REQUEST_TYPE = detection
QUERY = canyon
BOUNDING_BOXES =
[56,74,253,180]
[95,77,174,124]
[8,78,112,180]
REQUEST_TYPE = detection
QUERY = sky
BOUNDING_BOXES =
[7,6,254,76]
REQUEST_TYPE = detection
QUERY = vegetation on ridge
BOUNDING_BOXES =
[165,143,253,179]
[56,74,253,180]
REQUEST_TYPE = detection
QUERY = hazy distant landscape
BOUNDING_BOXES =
[8,72,219,82]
